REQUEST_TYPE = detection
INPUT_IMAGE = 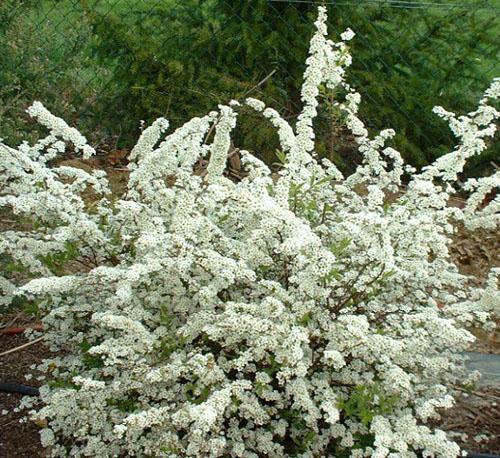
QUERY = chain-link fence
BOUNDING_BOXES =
[0,0,498,172]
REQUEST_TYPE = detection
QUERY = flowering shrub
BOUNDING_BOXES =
[1,7,499,458]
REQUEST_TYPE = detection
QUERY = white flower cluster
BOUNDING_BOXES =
[1,6,499,458]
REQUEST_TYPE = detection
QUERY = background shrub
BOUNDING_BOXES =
[0,0,498,174]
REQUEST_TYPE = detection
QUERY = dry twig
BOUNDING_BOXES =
[0,336,44,357]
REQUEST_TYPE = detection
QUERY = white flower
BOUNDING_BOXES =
[341,28,355,41]
[1,5,497,458]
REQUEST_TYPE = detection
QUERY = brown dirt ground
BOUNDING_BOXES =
[0,331,49,458]
[433,386,500,454]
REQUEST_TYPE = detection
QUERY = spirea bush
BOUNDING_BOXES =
[1,7,499,458]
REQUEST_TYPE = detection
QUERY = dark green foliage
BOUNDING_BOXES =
[83,1,227,121]
[80,0,498,174]
[0,0,114,148]
[79,0,290,161]
[338,384,399,426]
[106,395,138,413]
[80,339,105,369]
[334,2,499,172]
[210,0,499,173]
[0,0,498,174]
[38,241,79,275]
[47,378,80,390]
[184,382,212,405]
[329,432,377,458]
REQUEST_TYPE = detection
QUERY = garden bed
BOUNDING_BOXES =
[1,158,499,457]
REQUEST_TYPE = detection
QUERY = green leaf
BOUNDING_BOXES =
[329,238,352,257]
[298,312,312,326]
[275,149,287,165]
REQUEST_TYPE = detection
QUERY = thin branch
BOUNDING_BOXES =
[331,260,376,312]
[242,69,277,98]
[0,336,44,357]
[319,202,329,225]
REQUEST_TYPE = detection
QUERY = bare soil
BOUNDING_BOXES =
[0,331,49,458]
[434,386,500,454]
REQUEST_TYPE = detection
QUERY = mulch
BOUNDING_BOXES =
[434,386,500,455]
[0,332,50,458]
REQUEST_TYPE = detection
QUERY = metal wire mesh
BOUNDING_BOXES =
[0,0,498,170]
